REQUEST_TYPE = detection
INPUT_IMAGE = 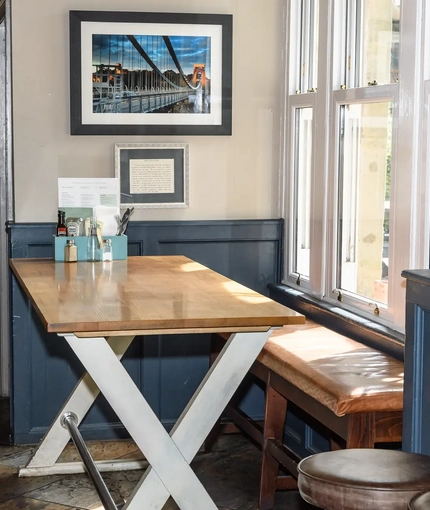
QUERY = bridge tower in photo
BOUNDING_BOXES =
[93,63,124,99]
[192,64,206,88]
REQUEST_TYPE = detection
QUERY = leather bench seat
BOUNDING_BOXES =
[210,319,405,510]
[258,322,404,416]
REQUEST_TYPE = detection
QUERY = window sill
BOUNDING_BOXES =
[268,283,405,361]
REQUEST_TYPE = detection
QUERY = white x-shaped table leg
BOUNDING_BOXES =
[20,335,135,476]
[64,330,271,510]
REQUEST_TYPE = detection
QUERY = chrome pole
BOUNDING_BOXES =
[60,412,120,510]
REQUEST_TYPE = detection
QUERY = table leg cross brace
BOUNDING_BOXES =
[20,336,136,476]
[65,330,271,510]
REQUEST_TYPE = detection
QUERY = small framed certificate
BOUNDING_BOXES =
[114,143,189,208]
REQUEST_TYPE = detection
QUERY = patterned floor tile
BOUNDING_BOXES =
[160,498,177,510]
[114,445,146,462]
[103,469,143,503]
[23,472,130,510]
[0,466,64,504]
[0,449,34,470]
[0,496,83,510]
[0,434,313,510]
[58,440,139,464]
[195,438,262,509]
[0,446,34,465]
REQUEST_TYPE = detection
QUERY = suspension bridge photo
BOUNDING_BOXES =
[92,34,212,115]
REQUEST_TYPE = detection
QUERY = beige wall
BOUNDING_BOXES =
[11,0,284,222]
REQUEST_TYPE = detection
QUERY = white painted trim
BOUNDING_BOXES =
[280,0,294,277]
[285,94,317,292]
[326,84,398,324]
[0,15,6,398]
[390,0,426,331]
[283,2,320,290]
[20,458,149,478]
[311,0,333,300]
[332,84,397,103]
[0,0,12,397]
[418,80,430,266]
[277,0,290,223]
[411,5,430,285]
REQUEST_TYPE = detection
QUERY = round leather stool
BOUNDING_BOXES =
[409,491,430,509]
[297,449,430,510]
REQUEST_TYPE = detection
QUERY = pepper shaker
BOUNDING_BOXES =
[64,239,78,262]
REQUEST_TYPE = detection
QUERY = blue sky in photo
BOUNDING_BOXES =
[92,34,212,77]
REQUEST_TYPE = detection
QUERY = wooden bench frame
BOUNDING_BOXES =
[209,332,403,510]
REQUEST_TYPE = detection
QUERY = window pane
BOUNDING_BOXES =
[299,0,319,92]
[352,0,400,87]
[293,108,313,278]
[338,101,392,304]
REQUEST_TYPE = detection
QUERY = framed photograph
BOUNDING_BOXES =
[115,143,189,209]
[70,11,233,136]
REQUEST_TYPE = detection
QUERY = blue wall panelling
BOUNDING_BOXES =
[8,219,331,459]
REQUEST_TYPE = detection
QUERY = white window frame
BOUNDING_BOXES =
[328,85,397,324]
[286,94,317,291]
[281,0,428,334]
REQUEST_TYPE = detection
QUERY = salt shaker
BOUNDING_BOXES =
[102,239,113,261]
[64,239,78,262]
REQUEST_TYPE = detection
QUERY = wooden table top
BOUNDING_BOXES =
[10,256,305,335]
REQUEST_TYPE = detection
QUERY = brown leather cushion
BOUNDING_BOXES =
[257,321,403,416]
[409,492,430,509]
[298,449,430,510]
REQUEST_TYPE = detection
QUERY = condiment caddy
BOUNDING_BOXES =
[55,235,127,262]
[55,210,128,262]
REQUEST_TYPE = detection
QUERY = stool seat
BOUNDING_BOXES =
[409,492,430,509]
[297,449,430,510]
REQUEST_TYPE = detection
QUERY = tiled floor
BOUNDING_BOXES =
[0,434,315,509]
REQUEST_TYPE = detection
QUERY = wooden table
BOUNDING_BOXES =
[10,256,304,510]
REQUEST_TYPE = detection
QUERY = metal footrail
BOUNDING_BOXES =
[61,412,122,510]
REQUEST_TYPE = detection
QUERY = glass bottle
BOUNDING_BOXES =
[64,239,78,262]
[87,217,101,261]
[102,239,113,261]
[57,211,67,237]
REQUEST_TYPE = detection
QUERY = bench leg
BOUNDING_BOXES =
[346,413,376,448]
[259,377,288,510]
[330,437,342,450]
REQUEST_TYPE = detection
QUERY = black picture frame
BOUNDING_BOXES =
[115,143,189,208]
[69,11,233,136]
